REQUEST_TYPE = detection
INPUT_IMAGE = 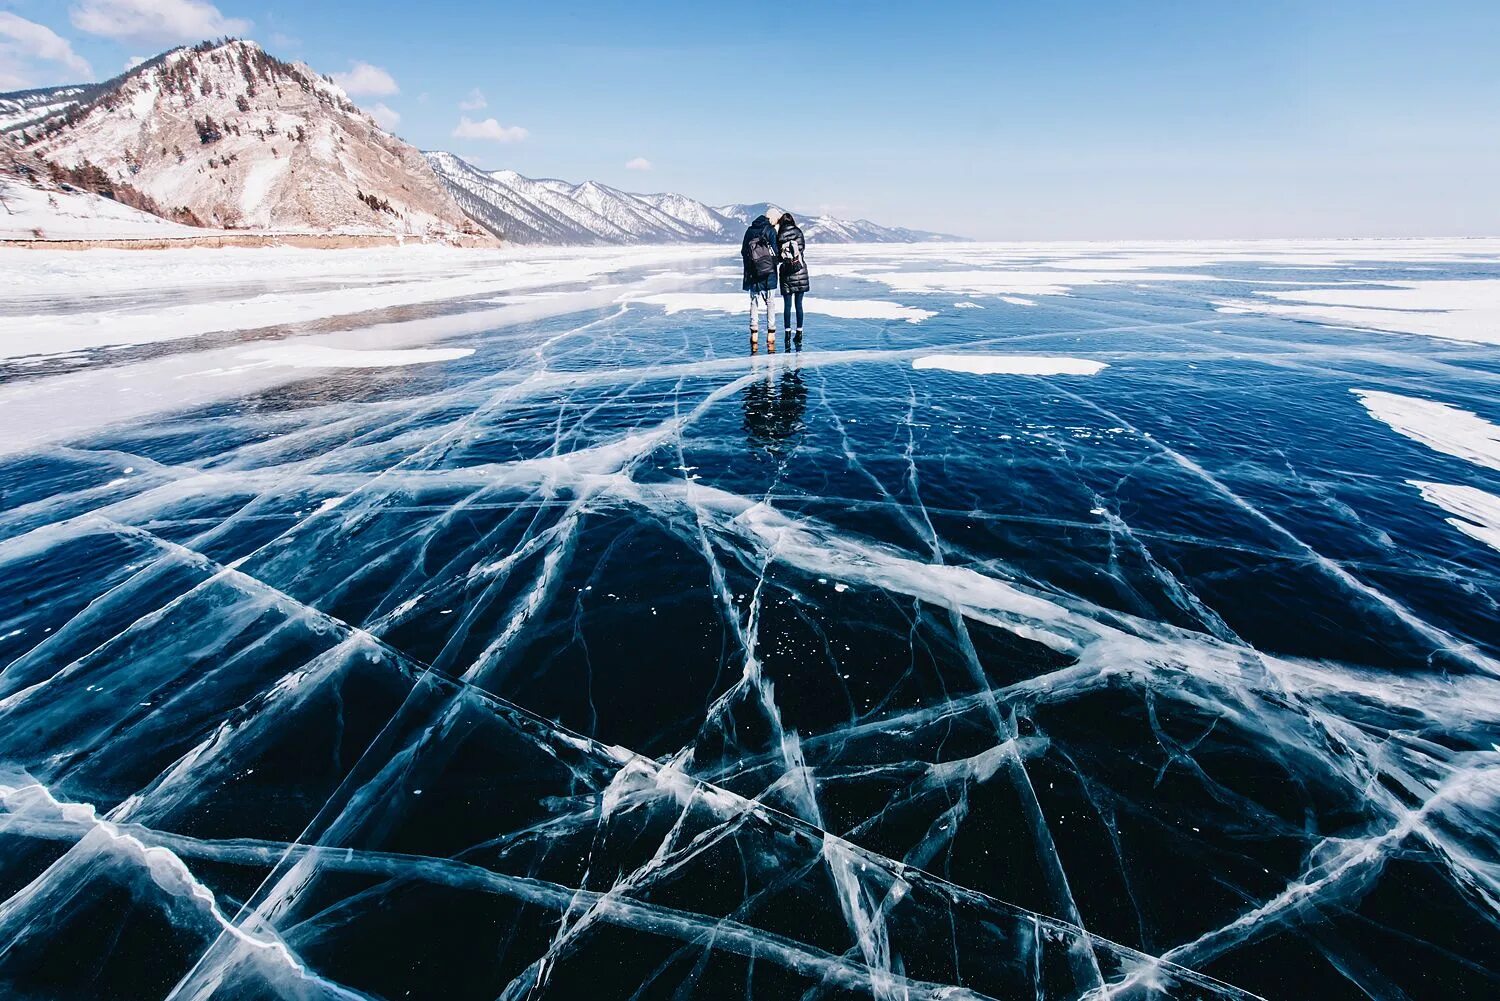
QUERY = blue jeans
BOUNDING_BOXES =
[748,287,774,331]
[783,291,804,331]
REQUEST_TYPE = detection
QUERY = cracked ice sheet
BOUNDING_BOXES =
[1,240,1500,1001]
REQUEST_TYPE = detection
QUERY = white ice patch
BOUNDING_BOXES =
[241,345,475,369]
[999,296,1038,306]
[953,302,983,309]
[834,269,1206,298]
[1354,390,1500,471]
[633,293,933,323]
[1216,279,1500,346]
[912,354,1107,377]
[1356,390,1500,553]
[1408,481,1500,552]
[0,245,721,360]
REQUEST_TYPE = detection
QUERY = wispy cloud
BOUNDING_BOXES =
[458,88,486,111]
[332,61,399,97]
[453,116,528,143]
[0,12,94,89]
[625,157,652,171]
[369,102,400,130]
[69,0,250,47]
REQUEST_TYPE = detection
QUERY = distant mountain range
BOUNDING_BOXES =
[424,152,962,245]
[0,38,963,245]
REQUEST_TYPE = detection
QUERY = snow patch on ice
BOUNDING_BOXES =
[0,245,716,359]
[1354,390,1500,471]
[840,269,1206,297]
[1217,279,1500,346]
[1408,482,1500,552]
[242,345,475,369]
[633,293,933,322]
[912,354,1108,377]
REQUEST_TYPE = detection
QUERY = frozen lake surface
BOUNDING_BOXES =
[1,241,1498,1000]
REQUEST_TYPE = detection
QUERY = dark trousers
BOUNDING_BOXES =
[783,291,805,331]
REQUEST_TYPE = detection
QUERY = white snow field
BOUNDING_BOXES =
[0,181,206,240]
[1,238,1500,1001]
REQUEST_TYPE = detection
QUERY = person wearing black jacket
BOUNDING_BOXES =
[741,210,782,348]
[776,213,810,346]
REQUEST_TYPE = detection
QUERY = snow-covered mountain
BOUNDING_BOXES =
[5,41,484,239]
[426,152,962,245]
[426,151,739,245]
[2,40,957,246]
[715,202,962,244]
[0,85,104,134]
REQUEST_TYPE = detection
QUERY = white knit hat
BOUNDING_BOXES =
[766,207,784,225]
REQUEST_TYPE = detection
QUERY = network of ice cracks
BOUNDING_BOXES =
[0,244,1498,1001]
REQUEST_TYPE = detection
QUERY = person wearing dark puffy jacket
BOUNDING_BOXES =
[777,213,810,346]
[741,211,782,348]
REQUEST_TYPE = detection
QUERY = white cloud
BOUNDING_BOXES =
[70,0,250,46]
[452,116,528,143]
[332,61,398,97]
[369,102,400,130]
[458,88,486,111]
[0,13,95,89]
[625,157,652,171]
[125,55,147,70]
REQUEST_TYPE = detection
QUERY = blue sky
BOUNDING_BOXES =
[4,0,1498,238]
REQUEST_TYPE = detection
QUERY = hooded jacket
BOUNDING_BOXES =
[740,215,780,291]
[777,216,810,295]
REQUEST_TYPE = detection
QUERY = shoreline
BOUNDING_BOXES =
[0,231,500,251]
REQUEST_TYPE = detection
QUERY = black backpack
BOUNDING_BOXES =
[747,227,777,280]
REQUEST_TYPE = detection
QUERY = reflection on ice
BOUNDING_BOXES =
[1,241,1499,1000]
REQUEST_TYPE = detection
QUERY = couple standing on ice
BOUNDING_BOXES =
[740,208,811,351]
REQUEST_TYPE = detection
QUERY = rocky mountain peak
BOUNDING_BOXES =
[7,38,486,240]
